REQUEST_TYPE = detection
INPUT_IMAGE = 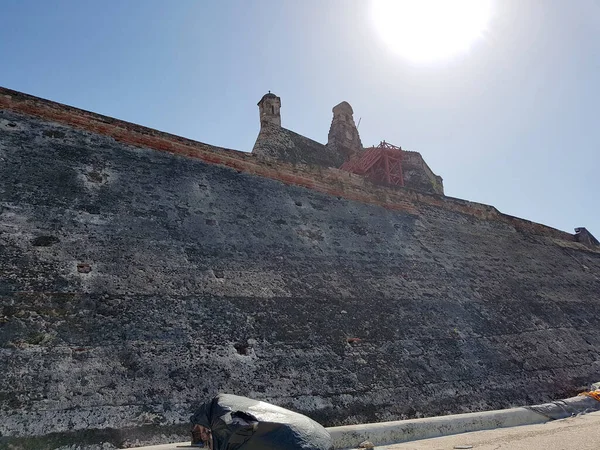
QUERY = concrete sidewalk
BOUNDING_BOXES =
[130,393,600,450]
[131,407,548,450]
[376,411,600,450]
[327,407,548,449]
[133,412,600,450]
[131,412,600,450]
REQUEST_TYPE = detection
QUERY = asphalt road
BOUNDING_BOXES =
[376,411,600,450]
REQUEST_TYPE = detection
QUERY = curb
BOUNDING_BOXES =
[130,407,548,450]
[129,387,600,450]
[327,407,548,449]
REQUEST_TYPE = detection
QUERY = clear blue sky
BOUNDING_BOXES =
[1,0,598,235]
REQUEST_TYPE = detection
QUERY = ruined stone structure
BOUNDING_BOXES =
[252,93,348,169]
[1,87,599,449]
[257,92,281,127]
[253,93,443,195]
[327,101,363,160]
[401,150,444,195]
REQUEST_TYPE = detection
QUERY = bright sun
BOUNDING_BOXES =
[371,0,492,63]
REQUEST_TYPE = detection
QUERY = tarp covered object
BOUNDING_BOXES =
[526,391,600,420]
[190,393,333,450]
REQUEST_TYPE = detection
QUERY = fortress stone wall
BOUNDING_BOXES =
[1,88,599,449]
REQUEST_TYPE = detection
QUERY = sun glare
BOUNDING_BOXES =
[371,0,492,63]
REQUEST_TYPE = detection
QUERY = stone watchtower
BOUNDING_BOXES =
[257,92,281,127]
[327,101,363,160]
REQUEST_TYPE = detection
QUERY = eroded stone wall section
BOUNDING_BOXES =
[402,150,445,195]
[0,87,599,448]
[257,92,281,127]
[327,101,363,161]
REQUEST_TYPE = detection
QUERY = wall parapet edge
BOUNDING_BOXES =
[0,86,578,246]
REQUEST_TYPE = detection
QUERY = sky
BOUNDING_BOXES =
[1,0,599,235]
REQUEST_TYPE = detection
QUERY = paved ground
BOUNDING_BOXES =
[376,411,600,450]
[134,411,600,450]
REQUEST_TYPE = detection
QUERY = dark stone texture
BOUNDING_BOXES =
[1,110,600,447]
[401,151,444,195]
[253,123,346,168]
[327,101,363,161]
[30,235,60,247]
[575,227,599,247]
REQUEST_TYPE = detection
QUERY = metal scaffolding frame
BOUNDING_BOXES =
[340,140,405,187]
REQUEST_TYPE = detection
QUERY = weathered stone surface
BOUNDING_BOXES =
[327,101,363,160]
[575,227,600,248]
[1,107,600,449]
[340,144,444,195]
[402,150,444,195]
[257,92,281,128]
[253,122,346,168]
[253,96,361,170]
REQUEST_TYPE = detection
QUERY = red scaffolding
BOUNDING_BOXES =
[340,141,405,187]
